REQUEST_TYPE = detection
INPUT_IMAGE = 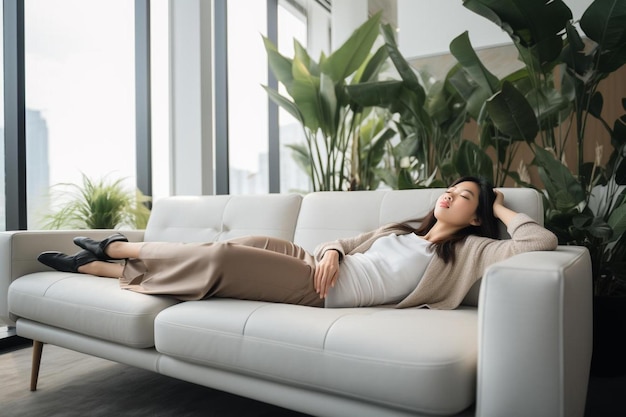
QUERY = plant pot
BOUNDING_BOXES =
[591,296,626,377]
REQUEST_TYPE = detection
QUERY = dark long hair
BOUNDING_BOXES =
[393,176,499,264]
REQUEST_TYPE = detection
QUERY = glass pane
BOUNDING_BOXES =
[227,0,268,194]
[150,0,170,201]
[277,2,310,193]
[0,3,5,231]
[0,0,5,333]
[25,0,136,229]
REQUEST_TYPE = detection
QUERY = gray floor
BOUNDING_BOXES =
[2,342,625,417]
[0,343,311,417]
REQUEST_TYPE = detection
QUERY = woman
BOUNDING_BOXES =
[37,177,558,309]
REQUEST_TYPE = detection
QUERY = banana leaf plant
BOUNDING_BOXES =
[263,12,394,191]
[346,24,468,189]
[351,107,397,191]
[456,0,626,296]
[448,0,572,187]
[535,101,626,296]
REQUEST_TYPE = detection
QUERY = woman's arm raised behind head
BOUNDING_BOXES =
[492,190,519,228]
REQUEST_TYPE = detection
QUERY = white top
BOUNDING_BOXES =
[324,233,434,308]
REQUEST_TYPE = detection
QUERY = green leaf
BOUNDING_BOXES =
[359,45,389,83]
[454,140,494,182]
[447,64,489,119]
[520,31,566,69]
[381,23,426,105]
[613,115,626,150]
[398,169,417,189]
[463,0,572,48]
[615,157,626,185]
[321,12,382,82]
[581,0,626,73]
[524,86,571,130]
[581,0,626,51]
[589,92,604,119]
[345,80,404,108]
[374,166,398,189]
[450,31,500,94]
[561,22,594,77]
[533,145,585,211]
[319,72,338,136]
[486,81,539,140]
[263,36,293,88]
[463,0,570,70]
[290,59,323,132]
[360,126,395,188]
[575,214,613,240]
[393,134,419,158]
[294,39,319,77]
[608,200,626,242]
[599,41,626,74]
[262,86,304,125]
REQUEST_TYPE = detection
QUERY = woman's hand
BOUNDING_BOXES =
[493,189,505,208]
[314,250,340,299]
[493,189,517,226]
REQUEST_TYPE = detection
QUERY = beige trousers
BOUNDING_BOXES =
[120,236,323,307]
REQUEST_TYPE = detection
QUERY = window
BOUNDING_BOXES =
[0,3,5,231]
[277,1,310,193]
[0,0,6,334]
[225,0,328,195]
[24,0,136,228]
[227,0,269,194]
[150,0,170,201]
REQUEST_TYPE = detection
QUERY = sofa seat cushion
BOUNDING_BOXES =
[8,272,180,348]
[155,299,478,415]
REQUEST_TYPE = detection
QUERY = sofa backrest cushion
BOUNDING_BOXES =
[144,194,303,243]
[293,188,544,253]
[145,188,544,252]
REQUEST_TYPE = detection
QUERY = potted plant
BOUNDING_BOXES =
[345,24,471,189]
[42,174,151,230]
[451,0,626,376]
[263,12,396,191]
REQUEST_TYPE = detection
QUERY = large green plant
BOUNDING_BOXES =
[43,174,151,230]
[346,24,468,189]
[454,0,626,295]
[263,12,394,191]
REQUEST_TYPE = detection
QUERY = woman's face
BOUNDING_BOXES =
[434,181,482,228]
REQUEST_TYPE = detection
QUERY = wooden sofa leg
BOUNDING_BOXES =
[30,340,44,391]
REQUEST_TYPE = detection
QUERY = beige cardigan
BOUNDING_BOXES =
[314,213,558,309]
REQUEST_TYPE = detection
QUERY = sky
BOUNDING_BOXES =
[23,0,137,189]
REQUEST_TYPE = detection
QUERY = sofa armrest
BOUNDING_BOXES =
[476,246,592,417]
[0,230,145,325]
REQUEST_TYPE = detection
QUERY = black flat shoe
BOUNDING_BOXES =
[37,250,99,273]
[73,233,128,260]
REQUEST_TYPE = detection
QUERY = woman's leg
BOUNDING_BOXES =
[121,238,323,306]
[104,241,144,259]
[77,261,124,278]
[75,236,305,280]
[69,241,141,277]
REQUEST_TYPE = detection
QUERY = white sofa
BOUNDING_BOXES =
[0,188,592,417]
